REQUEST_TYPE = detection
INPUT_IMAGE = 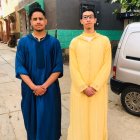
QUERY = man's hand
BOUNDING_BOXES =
[83,86,96,97]
[33,85,47,96]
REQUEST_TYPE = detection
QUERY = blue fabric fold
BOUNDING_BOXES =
[35,42,45,69]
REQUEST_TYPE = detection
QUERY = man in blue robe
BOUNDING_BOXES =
[15,8,63,140]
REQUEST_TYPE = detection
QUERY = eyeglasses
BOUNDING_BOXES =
[82,15,94,20]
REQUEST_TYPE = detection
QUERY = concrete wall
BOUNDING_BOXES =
[56,0,81,29]
[55,0,123,30]
[44,0,57,29]
[98,0,123,30]
[16,0,123,30]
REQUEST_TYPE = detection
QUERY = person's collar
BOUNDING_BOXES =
[32,32,47,41]
[79,31,99,41]
[82,31,97,37]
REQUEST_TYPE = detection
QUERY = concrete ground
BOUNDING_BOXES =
[0,43,140,140]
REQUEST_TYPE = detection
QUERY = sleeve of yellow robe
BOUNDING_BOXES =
[90,37,112,91]
[69,39,88,92]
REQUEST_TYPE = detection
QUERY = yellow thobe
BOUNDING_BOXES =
[67,32,111,140]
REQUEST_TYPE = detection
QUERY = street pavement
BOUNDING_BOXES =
[0,43,140,140]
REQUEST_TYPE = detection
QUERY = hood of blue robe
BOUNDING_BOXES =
[27,33,49,69]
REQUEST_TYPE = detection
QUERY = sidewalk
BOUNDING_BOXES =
[0,43,140,140]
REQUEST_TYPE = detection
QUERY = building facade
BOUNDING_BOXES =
[48,0,124,48]
[0,0,124,48]
[0,0,19,46]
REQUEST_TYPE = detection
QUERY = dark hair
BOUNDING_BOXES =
[80,7,96,19]
[29,7,46,20]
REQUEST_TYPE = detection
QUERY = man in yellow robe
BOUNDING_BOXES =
[67,8,111,140]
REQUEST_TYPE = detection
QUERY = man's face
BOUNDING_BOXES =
[80,11,97,30]
[30,11,47,32]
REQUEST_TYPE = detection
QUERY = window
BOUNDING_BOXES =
[124,32,140,58]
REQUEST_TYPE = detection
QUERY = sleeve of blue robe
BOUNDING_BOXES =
[52,39,63,78]
[15,38,29,79]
